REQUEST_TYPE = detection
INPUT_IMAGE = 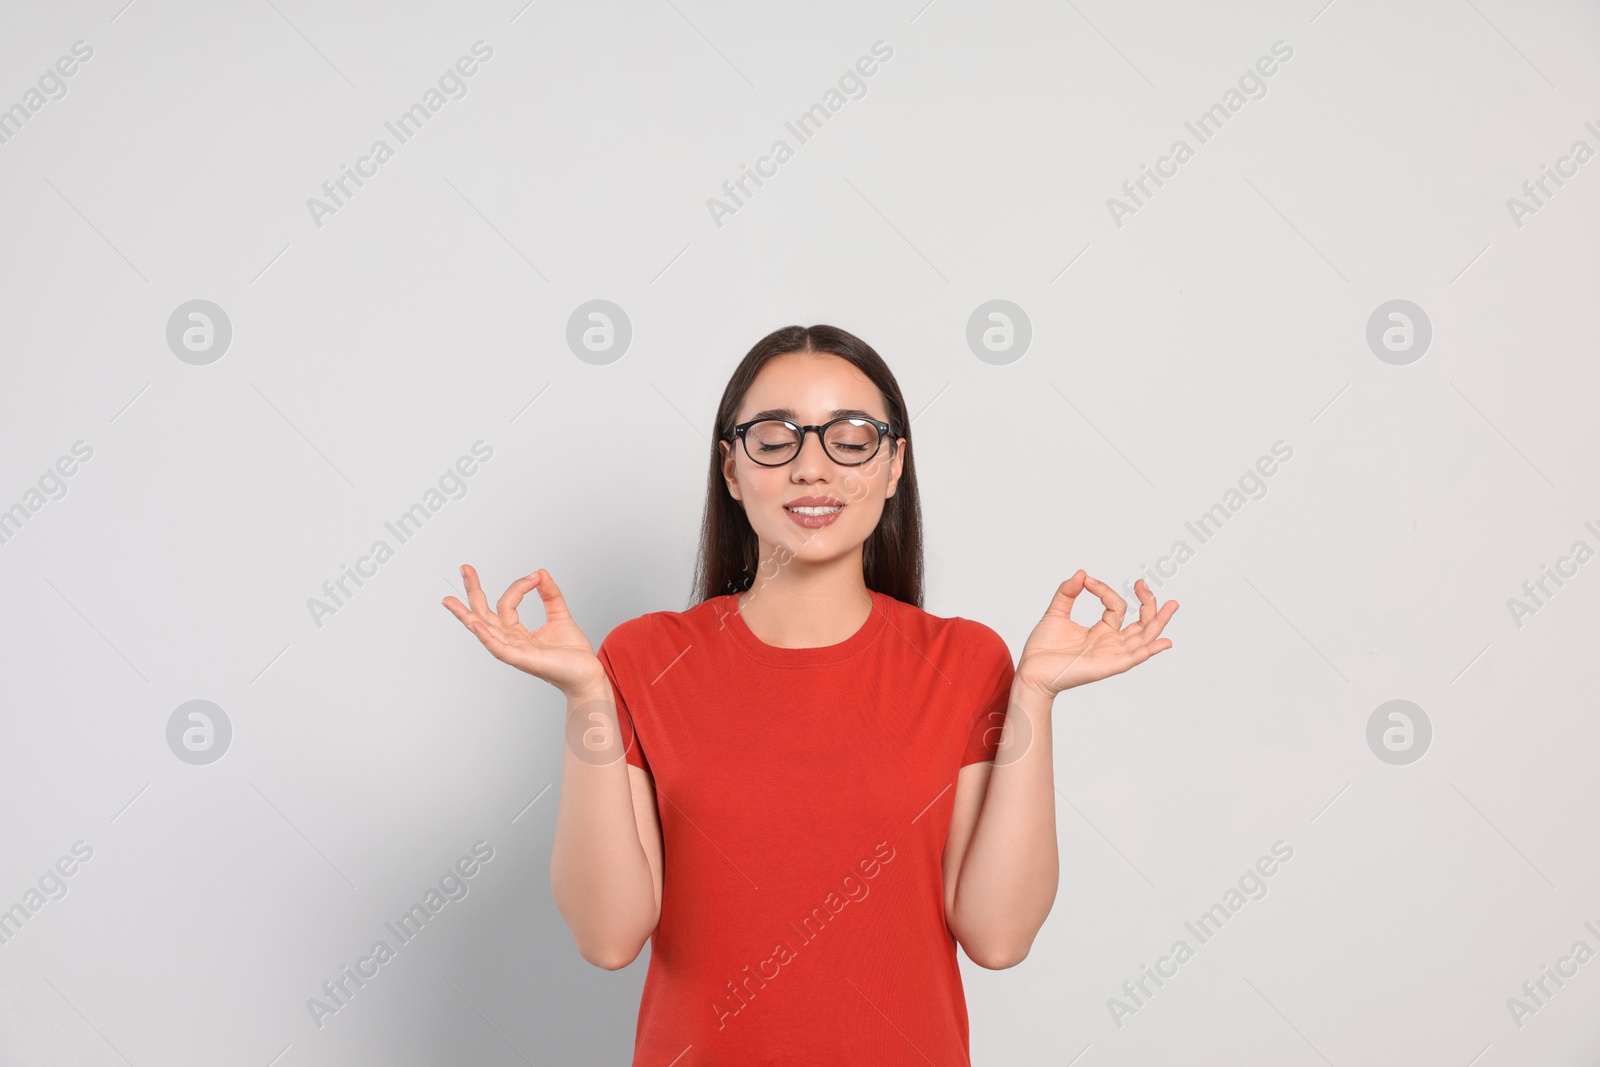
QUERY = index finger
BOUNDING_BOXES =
[1082,575,1127,629]
[1133,578,1159,624]
[1044,570,1088,620]
[460,563,492,617]
[496,572,544,629]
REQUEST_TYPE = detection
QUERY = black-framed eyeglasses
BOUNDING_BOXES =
[725,416,898,467]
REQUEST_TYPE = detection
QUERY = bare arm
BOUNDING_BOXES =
[548,676,664,968]
[942,573,1178,969]
[443,566,664,969]
[943,680,1058,969]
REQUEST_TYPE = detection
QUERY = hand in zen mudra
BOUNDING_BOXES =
[441,565,605,698]
[1016,572,1178,698]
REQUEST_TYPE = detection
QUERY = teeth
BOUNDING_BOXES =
[788,505,842,515]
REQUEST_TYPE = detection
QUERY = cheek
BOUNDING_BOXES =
[840,471,878,505]
[853,497,886,525]
[738,470,793,524]
[843,482,889,528]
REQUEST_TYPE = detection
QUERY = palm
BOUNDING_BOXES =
[443,565,604,695]
[1017,571,1178,697]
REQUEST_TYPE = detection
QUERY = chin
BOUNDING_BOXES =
[766,529,858,562]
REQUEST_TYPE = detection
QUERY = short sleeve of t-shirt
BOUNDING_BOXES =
[958,618,1015,766]
[595,615,653,773]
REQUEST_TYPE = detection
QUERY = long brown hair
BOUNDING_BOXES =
[690,324,924,609]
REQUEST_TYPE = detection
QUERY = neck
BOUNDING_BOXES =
[735,548,873,648]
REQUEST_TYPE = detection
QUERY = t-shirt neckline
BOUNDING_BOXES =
[716,588,890,666]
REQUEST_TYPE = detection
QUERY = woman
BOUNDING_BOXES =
[443,324,1178,1064]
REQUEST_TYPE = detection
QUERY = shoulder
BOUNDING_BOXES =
[597,597,725,656]
[952,616,1012,669]
[597,612,658,653]
[884,595,1010,666]
[945,616,1014,714]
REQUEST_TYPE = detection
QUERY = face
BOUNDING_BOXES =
[719,351,906,569]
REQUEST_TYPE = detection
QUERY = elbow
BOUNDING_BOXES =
[948,900,1045,970]
[563,905,654,972]
[552,877,658,972]
[961,937,1031,970]
[950,912,1036,969]
[577,936,647,971]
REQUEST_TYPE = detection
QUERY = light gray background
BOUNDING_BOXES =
[2,0,1598,1064]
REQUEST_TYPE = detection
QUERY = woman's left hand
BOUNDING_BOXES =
[1016,571,1178,698]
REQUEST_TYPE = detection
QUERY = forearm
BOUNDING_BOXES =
[950,677,1059,965]
[548,679,658,966]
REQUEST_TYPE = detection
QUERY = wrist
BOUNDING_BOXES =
[1012,673,1060,704]
[564,675,612,706]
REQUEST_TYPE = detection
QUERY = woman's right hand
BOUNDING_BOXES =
[443,565,607,698]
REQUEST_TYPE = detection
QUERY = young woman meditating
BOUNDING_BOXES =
[443,323,1178,1064]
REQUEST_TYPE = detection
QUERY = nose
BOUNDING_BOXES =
[790,428,835,480]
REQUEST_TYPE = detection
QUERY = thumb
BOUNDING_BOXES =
[1047,570,1087,616]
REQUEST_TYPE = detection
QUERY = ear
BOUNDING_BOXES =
[719,439,743,502]
[884,437,907,499]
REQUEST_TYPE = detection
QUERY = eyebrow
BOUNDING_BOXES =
[747,407,883,422]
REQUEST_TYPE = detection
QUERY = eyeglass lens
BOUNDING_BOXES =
[745,419,881,465]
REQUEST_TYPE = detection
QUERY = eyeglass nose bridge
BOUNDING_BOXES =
[790,423,837,465]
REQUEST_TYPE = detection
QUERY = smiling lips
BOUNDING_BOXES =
[784,496,844,528]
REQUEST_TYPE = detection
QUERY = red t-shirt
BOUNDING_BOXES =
[596,587,1015,1066]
